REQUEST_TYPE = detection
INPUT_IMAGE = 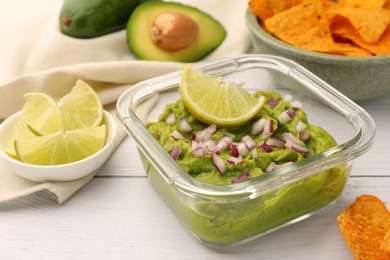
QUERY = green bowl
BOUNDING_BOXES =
[245,8,390,101]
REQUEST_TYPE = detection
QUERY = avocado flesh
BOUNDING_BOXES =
[127,1,227,62]
[60,0,144,39]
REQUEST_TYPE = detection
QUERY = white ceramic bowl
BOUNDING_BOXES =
[0,110,117,182]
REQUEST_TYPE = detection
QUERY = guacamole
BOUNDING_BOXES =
[147,90,337,184]
[145,90,348,245]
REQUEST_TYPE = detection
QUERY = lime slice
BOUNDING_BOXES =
[6,92,62,158]
[59,79,103,132]
[180,64,264,127]
[14,125,107,165]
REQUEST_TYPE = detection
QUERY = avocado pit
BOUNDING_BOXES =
[150,11,199,51]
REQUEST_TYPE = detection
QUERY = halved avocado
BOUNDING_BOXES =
[126,1,227,62]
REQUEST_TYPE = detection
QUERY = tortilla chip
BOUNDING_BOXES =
[323,42,372,57]
[249,0,303,22]
[382,229,390,253]
[327,7,390,44]
[386,0,390,9]
[264,0,335,52]
[336,0,385,9]
[337,195,390,260]
[341,29,390,55]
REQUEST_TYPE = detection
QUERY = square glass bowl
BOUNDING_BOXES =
[116,54,375,247]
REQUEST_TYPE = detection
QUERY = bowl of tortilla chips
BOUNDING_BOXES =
[246,0,390,101]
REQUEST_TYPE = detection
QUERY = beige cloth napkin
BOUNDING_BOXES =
[0,0,251,204]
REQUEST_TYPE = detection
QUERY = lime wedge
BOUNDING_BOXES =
[6,92,62,158]
[180,64,264,127]
[14,125,107,165]
[59,79,103,131]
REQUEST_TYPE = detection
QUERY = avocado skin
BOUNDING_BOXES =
[59,0,148,39]
[127,1,227,62]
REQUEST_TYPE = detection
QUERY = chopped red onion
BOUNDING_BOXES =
[266,161,293,173]
[259,141,273,153]
[204,124,217,135]
[283,132,305,146]
[193,124,216,142]
[165,112,176,125]
[283,94,294,103]
[267,98,279,108]
[232,172,251,184]
[266,137,285,148]
[231,144,239,158]
[252,118,266,135]
[241,135,255,151]
[192,146,204,157]
[291,101,303,110]
[171,130,184,140]
[283,133,309,156]
[237,142,249,156]
[277,109,294,123]
[215,137,233,153]
[290,145,309,156]
[226,156,242,165]
[299,130,310,141]
[179,118,193,132]
[212,153,226,174]
[261,120,274,138]
[204,140,216,153]
[251,149,258,160]
[295,120,306,132]
[170,146,181,160]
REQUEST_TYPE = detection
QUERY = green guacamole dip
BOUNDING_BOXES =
[145,90,348,245]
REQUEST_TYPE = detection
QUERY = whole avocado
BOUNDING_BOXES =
[59,0,149,39]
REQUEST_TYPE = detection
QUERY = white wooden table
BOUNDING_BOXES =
[1,1,389,259]
[1,93,389,260]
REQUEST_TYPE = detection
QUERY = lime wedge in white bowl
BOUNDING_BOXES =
[0,110,116,182]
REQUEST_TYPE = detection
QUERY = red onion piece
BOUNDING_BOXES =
[290,145,309,156]
[171,130,184,140]
[283,94,294,103]
[261,120,274,139]
[212,153,226,174]
[266,137,285,148]
[283,133,309,156]
[237,142,249,156]
[241,135,255,151]
[266,161,293,172]
[283,132,305,146]
[251,149,258,160]
[295,120,306,132]
[277,109,294,123]
[299,130,310,141]
[215,137,233,153]
[204,140,216,153]
[259,141,273,153]
[267,98,279,108]
[291,101,303,110]
[170,146,181,160]
[165,112,176,125]
[193,124,217,142]
[232,172,251,184]
[179,118,193,132]
[231,144,240,158]
[226,156,242,165]
[252,118,266,135]
[192,146,204,157]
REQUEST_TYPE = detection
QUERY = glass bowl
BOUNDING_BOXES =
[116,54,375,247]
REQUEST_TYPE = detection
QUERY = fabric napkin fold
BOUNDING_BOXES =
[0,0,251,204]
